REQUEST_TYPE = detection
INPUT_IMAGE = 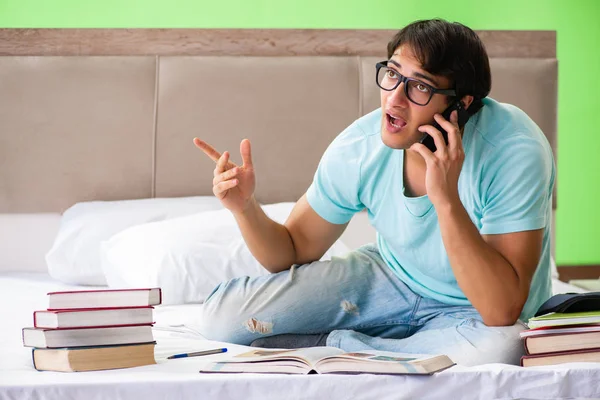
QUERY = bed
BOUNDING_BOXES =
[1,28,599,399]
[0,241,597,399]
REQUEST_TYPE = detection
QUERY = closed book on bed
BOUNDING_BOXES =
[521,348,600,367]
[33,306,154,329]
[32,342,157,372]
[22,325,154,348]
[527,311,600,329]
[522,328,600,355]
[47,288,161,310]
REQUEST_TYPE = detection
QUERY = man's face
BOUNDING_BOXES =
[380,45,452,150]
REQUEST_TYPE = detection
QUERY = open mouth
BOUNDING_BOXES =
[386,113,407,130]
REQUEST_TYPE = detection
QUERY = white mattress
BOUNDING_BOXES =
[1,272,599,399]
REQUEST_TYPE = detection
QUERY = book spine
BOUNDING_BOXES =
[33,311,40,328]
[31,348,38,371]
[523,337,531,355]
[21,327,27,347]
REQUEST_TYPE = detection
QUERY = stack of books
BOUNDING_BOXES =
[520,311,600,367]
[22,288,162,372]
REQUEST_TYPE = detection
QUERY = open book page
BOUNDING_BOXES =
[314,351,455,375]
[224,347,345,366]
[200,347,345,374]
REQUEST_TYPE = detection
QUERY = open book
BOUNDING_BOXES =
[199,347,454,375]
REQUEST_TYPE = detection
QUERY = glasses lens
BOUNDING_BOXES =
[406,80,432,105]
[376,66,399,91]
[376,65,433,106]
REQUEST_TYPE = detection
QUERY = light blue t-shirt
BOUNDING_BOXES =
[306,98,555,321]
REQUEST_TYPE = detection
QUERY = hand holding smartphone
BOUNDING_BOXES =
[419,100,471,152]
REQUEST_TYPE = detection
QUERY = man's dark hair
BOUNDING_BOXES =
[387,19,491,115]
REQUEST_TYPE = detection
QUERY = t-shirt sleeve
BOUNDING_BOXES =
[479,136,555,235]
[306,127,365,225]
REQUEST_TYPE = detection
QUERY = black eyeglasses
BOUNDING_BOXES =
[375,61,456,106]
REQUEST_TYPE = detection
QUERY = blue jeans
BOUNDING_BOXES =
[198,244,526,366]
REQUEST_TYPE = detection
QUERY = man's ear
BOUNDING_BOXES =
[461,95,474,110]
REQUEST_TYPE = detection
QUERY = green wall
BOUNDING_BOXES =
[1,0,599,265]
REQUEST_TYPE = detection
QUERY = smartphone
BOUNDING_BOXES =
[420,100,471,152]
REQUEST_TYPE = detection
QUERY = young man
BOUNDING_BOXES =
[193,19,555,366]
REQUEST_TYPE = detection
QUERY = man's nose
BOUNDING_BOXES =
[386,82,409,107]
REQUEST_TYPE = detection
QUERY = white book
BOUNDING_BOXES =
[47,288,161,310]
[23,325,154,348]
[33,306,154,329]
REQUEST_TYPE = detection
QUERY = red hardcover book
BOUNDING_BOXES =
[523,329,600,355]
[521,348,600,367]
[47,288,161,310]
[33,306,154,329]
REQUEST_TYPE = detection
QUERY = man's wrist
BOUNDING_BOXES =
[434,194,463,218]
[234,196,259,219]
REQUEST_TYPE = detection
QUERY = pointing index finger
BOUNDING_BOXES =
[193,137,221,163]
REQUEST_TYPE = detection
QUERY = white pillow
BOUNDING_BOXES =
[101,202,351,305]
[46,197,224,285]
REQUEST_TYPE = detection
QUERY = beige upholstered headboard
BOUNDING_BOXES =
[0,29,556,214]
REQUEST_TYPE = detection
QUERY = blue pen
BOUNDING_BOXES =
[167,348,227,359]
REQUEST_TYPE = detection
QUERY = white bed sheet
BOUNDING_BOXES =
[1,272,600,400]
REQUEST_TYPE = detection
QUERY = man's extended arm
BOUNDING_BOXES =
[234,194,348,273]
